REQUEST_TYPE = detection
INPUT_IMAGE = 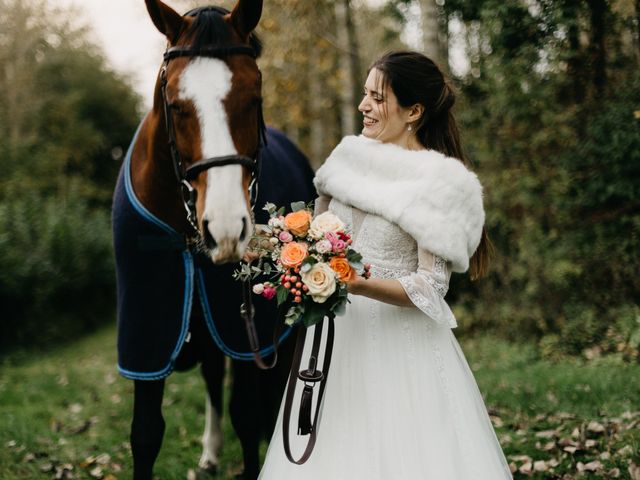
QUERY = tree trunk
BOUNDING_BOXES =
[309,58,325,168]
[587,0,607,96]
[420,0,442,66]
[334,0,361,136]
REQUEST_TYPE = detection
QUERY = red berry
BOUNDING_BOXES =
[280,274,285,281]
[294,267,300,273]
[290,275,298,282]
[295,282,302,288]
[294,296,302,303]
[302,285,309,292]
[284,282,291,289]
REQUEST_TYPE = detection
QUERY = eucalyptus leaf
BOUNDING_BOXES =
[290,201,306,212]
[276,285,289,306]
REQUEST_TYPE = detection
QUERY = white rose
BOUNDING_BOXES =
[315,239,333,254]
[300,262,336,303]
[252,283,265,295]
[308,212,345,240]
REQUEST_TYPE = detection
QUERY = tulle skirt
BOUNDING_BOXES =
[259,295,512,479]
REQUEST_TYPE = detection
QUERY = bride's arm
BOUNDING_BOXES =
[347,276,414,307]
[347,250,455,325]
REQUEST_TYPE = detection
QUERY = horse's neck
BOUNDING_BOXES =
[130,112,186,231]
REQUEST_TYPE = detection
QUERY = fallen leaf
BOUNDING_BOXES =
[40,462,54,473]
[608,468,621,478]
[509,462,518,474]
[95,453,111,465]
[582,460,603,472]
[533,460,549,472]
[510,455,533,463]
[563,446,578,454]
[629,462,640,480]
[618,445,634,457]
[69,403,83,414]
[600,451,611,460]
[80,456,96,468]
[585,439,598,448]
[535,429,557,439]
[587,421,605,433]
[541,441,556,451]
[519,461,533,474]
[89,466,103,478]
[22,452,36,463]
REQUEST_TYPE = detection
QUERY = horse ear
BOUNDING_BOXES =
[145,0,185,44]
[229,0,263,39]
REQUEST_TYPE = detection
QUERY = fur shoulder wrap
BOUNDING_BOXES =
[314,135,485,273]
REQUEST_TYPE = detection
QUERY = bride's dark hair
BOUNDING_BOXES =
[370,51,493,280]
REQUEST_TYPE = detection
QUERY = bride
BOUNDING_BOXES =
[259,50,512,479]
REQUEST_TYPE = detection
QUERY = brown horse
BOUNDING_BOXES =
[112,1,307,479]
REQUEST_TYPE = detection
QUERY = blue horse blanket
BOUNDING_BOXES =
[113,125,315,380]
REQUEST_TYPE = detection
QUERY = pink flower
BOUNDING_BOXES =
[315,239,332,254]
[252,283,265,295]
[262,286,277,300]
[325,231,339,245]
[278,231,293,243]
[333,239,346,252]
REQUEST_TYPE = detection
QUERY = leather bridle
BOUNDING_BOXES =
[159,43,267,246]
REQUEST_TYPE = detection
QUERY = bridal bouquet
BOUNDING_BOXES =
[233,202,369,327]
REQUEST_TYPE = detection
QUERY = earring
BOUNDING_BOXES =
[407,125,412,132]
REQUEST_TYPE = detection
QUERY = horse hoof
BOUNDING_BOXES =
[187,465,219,479]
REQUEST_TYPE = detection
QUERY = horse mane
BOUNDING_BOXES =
[184,6,263,58]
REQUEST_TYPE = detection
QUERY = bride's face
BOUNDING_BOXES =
[358,68,411,145]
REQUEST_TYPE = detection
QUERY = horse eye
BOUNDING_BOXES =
[169,103,188,116]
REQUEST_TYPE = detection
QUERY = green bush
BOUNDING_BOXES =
[0,187,115,349]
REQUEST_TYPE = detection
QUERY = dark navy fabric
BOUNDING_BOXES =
[113,125,315,380]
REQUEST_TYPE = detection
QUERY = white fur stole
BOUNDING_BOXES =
[314,135,485,273]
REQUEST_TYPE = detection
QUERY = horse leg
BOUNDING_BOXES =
[199,347,225,475]
[229,359,262,480]
[131,379,166,480]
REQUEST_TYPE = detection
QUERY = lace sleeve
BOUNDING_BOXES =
[397,250,457,328]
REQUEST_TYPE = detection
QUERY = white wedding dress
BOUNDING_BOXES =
[259,198,512,479]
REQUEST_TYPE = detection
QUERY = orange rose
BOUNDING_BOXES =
[329,256,355,283]
[284,210,312,237]
[280,241,308,268]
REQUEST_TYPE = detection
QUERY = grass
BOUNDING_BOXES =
[0,326,639,479]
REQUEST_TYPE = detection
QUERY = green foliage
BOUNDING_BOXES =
[0,0,141,348]
[445,0,640,359]
[0,188,115,348]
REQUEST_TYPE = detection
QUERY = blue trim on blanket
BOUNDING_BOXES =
[123,123,178,236]
[196,269,293,360]
[118,251,195,380]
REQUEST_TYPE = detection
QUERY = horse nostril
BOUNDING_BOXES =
[239,216,248,242]
[202,219,218,250]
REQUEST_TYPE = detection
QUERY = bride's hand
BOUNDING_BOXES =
[346,264,371,295]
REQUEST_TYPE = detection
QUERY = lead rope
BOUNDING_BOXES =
[282,317,336,464]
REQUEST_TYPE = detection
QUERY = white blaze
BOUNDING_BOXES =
[180,58,250,260]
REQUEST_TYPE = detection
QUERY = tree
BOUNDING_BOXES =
[0,0,142,348]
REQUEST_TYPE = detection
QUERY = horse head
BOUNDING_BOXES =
[145,0,264,263]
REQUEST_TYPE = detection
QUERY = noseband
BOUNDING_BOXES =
[160,43,267,245]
